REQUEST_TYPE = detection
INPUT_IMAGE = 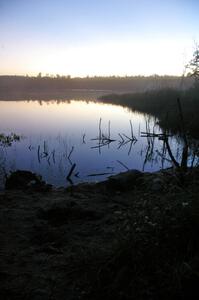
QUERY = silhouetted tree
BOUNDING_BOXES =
[186,44,199,87]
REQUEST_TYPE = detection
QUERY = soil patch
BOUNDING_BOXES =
[0,168,199,299]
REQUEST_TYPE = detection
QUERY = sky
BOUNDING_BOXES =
[0,0,199,77]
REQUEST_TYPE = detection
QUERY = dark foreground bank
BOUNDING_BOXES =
[0,168,199,300]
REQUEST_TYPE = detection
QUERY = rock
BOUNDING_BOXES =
[151,177,163,192]
[107,169,142,191]
[5,170,52,191]
[27,180,37,187]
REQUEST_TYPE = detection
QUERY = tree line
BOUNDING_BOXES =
[0,75,193,96]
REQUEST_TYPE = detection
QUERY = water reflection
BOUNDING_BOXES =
[0,99,198,188]
[0,133,21,147]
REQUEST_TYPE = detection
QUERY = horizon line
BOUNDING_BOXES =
[0,74,187,79]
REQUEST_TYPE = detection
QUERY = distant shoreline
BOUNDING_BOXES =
[0,89,111,101]
[0,75,193,100]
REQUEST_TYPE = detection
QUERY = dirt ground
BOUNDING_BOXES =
[0,168,199,300]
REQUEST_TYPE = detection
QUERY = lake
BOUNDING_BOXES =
[0,96,188,188]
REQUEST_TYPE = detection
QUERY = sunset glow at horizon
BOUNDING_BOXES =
[0,0,199,77]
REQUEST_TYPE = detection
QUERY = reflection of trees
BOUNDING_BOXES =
[0,133,21,147]
[0,133,21,188]
[36,99,72,106]
[141,130,199,171]
[0,147,6,185]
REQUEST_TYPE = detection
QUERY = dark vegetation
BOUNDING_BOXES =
[100,86,199,139]
[100,47,199,139]
[1,168,199,300]
[0,133,21,147]
[0,75,193,100]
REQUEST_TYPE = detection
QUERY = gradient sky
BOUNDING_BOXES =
[0,0,199,76]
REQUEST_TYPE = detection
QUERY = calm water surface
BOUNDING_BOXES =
[0,98,181,188]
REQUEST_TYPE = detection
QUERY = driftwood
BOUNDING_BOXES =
[141,132,171,138]
[87,172,113,177]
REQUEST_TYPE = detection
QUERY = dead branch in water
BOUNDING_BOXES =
[87,172,113,177]
[47,155,51,166]
[141,132,171,138]
[117,121,137,154]
[130,120,134,138]
[37,145,41,163]
[177,97,188,170]
[91,119,116,151]
[52,149,56,164]
[118,133,124,143]
[99,118,102,140]
[140,98,192,171]
[43,140,48,157]
[82,133,86,144]
[68,146,74,160]
[164,137,180,168]
[117,160,129,170]
[66,163,76,181]
[108,120,111,140]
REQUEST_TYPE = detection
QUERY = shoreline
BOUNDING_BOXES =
[1,167,199,299]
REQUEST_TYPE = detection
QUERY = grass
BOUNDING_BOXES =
[83,168,199,300]
[99,86,199,139]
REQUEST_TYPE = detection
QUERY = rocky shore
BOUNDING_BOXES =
[0,168,199,300]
